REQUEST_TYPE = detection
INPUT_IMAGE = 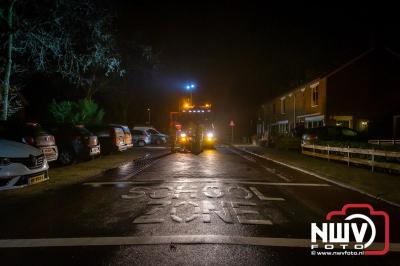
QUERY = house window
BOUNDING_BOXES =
[278,122,289,135]
[334,116,353,129]
[281,98,286,114]
[305,117,324,128]
[311,86,319,107]
[357,119,369,132]
[336,120,350,128]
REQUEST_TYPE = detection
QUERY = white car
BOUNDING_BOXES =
[0,139,49,190]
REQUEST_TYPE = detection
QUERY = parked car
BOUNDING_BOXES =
[87,124,128,154]
[131,129,151,146]
[133,126,168,145]
[301,126,363,145]
[0,121,58,162]
[119,125,133,149]
[44,124,101,165]
[0,139,49,190]
[292,124,306,138]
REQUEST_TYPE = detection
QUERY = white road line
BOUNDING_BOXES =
[261,165,291,182]
[83,180,330,187]
[230,146,292,182]
[0,235,399,252]
[276,173,291,182]
[249,187,285,201]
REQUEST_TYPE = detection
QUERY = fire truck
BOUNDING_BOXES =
[169,103,215,154]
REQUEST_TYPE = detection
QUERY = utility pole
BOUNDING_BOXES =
[230,120,235,143]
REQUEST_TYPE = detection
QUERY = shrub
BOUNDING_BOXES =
[49,99,105,125]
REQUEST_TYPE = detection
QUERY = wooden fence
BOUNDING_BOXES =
[368,139,400,145]
[301,144,400,172]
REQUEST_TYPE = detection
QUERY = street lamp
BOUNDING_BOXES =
[147,108,151,125]
[185,83,195,105]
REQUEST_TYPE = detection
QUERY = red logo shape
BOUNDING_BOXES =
[326,203,390,255]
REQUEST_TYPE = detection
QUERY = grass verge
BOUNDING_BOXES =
[0,149,150,199]
[235,144,400,206]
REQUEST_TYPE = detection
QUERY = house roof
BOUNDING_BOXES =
[262,47,400,106]
[324,48,374,78]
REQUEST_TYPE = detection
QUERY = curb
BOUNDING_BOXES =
[232,145,400,208]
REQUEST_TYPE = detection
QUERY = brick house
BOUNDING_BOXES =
[257,48,400,140]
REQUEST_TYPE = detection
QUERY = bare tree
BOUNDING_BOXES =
[0,0,123,120]
[0,0,16,120]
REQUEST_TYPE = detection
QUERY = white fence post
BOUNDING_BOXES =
[302,143,400,172]
[371,149,375,172]
[327,144,330,162]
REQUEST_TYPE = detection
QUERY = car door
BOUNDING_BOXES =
[325,127,341,141]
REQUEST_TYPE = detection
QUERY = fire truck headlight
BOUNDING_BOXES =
[180,132,187,143]
[206,132,215,142]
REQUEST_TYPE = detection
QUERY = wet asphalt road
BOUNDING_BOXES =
[0,146,399,265]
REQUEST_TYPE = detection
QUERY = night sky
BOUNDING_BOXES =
[113,2,397,131]
[26,1,400,136]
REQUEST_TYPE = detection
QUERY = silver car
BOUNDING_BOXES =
[0,139,49,190]
[133,126,168,145]
[131,129,151,146]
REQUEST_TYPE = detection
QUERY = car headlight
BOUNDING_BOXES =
[0,157,11,166]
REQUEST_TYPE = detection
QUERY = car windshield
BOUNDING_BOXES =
[114,128,124,134]
[147,129,158,134]
[132,130,144,135]
[23,124,48,135]
[326,127,341,137]
[121,127,131,134]
[0,122,46,138]
[342,128,358,137]
[75,126,92,136]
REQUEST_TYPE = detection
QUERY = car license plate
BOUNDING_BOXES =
[91,147,100,154]
[29,174,45,185]
[41,147,54,155]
